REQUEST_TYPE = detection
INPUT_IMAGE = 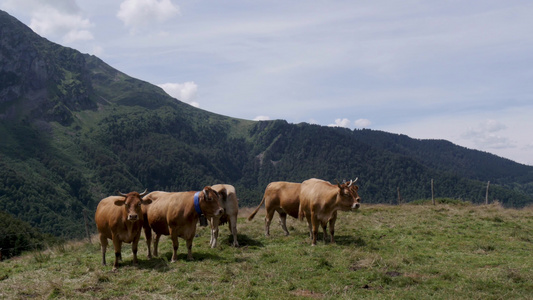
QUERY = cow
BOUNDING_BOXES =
[210,184,239,247]
[248,181,301,236]
[94,189,151,271]
[143,186,224,261]
[298,178,361,246]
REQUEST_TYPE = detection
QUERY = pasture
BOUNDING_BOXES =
[1,202,532,299]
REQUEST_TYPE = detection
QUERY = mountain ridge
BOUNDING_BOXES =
[1,10,532,240]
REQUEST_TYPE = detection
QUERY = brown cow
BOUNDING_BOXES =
[94,190,151,271]
[248,181,301,236]
[143,186,224,261]
[210,184,239,247]
[299,178,360,246]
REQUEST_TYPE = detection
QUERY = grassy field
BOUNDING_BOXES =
[1,202,532,299]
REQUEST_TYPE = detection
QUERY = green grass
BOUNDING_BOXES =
[1,203,533,299]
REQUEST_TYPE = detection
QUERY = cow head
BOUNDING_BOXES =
[336,178,361,211]
[199,186,225,218]
[115,189,152,221]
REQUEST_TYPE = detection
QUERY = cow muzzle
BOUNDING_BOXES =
[352,202,361,210]
[128,214,139,221]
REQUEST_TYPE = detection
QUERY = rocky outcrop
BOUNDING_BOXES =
[0,10,96,125]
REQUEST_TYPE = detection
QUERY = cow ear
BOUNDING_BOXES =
[141,199,152,205]
[114,199,126,206]
[219,188,227,202]
[353,185,359,191]
[203,187,209,201]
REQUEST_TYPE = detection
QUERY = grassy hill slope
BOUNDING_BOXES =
[1,9,533,242]
[1,203,532,299]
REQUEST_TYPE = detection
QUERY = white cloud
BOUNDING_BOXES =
[461,120,513,150]
[253,116,271,121]
[7,2,94,44]
[91,45,104,57]
[354,119,371,128]
[117,0,180,31]
[158,81,198,104]
[328,118,351,128]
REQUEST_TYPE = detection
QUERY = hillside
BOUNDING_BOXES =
[1,10,533,241]
[0,204,532,299]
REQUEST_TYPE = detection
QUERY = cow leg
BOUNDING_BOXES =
[186,238,194,261]
[310,212,319,246]
[144,225,152,259]
[132,233,141,265]
[153,234,161,257]
[264,209,275,236]
[329,213,337,244]
[99,234,108,266]
[229,213,239,247]
[170,231,179,262]
[279,212,289,236]
[112,237,122,271]
[321,221,328,243]
[304,213,313,240]
[210,217,220,248]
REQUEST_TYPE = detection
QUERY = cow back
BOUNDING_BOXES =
[145,191,180,235]
[268,181,301,218]
[211,184,238,216]
[299,179,339,219]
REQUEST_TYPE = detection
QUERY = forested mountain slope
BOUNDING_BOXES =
[1,10,532,241]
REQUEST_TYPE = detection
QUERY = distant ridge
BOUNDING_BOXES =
[1,10,532,239]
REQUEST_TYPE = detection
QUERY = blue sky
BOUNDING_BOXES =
[2,0,533,165]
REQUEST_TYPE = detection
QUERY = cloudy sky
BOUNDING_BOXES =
[2,0,533,165]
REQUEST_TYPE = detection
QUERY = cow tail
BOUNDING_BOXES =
[298,203,304,221]
[247,195,266,221]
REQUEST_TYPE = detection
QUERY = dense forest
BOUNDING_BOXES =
[1,10,533,249]
[0,210,58,259]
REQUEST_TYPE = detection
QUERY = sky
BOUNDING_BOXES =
[1,0,533,165]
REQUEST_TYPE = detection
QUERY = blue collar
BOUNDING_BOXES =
[194,192,203,215]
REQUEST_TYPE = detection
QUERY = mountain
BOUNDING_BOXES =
[1,10,532,240]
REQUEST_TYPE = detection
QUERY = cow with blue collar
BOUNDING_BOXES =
[142,187,224,261]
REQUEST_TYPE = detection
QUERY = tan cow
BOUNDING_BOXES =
[143,186,224,261]
[94,190,151,271]
[248,181,301,236]
[299,178,361,246]
[210,184,239,247]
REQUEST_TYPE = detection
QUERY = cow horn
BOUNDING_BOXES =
[348,178,359,186]
[117,190,128,197]
[139,189,148,196]
[348,180,353,187]
[203,188,208,200]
